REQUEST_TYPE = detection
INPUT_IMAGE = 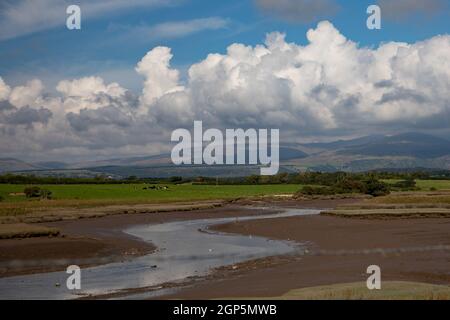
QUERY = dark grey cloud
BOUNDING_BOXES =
[374,80,394,88]
[254,0,339,23]
[310,84,339,99]
[92,91,140,110]
[0,100,15,111]
[377,88,429,105]
[3,106,52,126]
[377,0,449,21]
[66,106,133,132]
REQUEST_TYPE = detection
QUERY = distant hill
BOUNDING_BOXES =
[70,147,307,169]
[0,158,40,172]
[70,154,172,169]
[279,147,308,160]
[34,161,69,170]
[302,134,384,150]
[338,132,450,158]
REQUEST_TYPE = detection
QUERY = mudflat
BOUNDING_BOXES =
[0,203,279,277]
[164,211,450,299]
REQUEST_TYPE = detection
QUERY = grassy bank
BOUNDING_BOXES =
[323,191,450,218]
[0,223,59,239]
[226,281,450,300]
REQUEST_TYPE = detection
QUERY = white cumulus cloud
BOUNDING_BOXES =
[0,77,11,101]
[136,46,185,107]
[8,79,44,108]
[137,21,450,136]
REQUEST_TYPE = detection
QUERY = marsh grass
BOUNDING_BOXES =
[0,201,225,224]
[323,191,450,218]
[322,208,450,218]
[224,281,450,300]
[279,281,450,300]
[370,194,450,204]
[0,223,59,239]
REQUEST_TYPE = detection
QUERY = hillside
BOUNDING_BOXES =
[1,133,449,177]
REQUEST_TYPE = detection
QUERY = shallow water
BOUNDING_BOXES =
[0,207,319,299]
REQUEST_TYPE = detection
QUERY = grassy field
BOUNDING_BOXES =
[0,183,305,218]
[2,179,448,203]
[1,180,449,219]
[0,183,303,203]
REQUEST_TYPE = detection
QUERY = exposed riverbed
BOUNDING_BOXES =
[0,207,320,299]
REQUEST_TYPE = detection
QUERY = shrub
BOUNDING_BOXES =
[24,187,52,199]
[297,177,390,197]
[363,179,390,197]
[169,176,183,183]
[39,189,53,200]
[299,186,335,196]
[334,178,367,194]
[24,186,41,198]
[0,195,4,202]
[391,178,418,191]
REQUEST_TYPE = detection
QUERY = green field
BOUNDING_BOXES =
[0,183,306,218]
[0,183,303,204]
[1,179,449,204]
[383,179,450,191]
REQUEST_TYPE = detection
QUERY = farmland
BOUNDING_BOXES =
[0,179,449,219]
[0,183,303,203]
[0,183,304,218]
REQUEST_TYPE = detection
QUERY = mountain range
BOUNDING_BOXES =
[1,132,449,178]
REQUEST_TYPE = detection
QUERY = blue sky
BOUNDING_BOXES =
[1,0,449,92]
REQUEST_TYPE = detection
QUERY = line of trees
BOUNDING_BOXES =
[0,170,448,186]
[0,174,164,185]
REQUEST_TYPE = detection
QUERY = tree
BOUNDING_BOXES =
[363,178,390,197]
[169,176,183,183]
[24,186,42,198]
